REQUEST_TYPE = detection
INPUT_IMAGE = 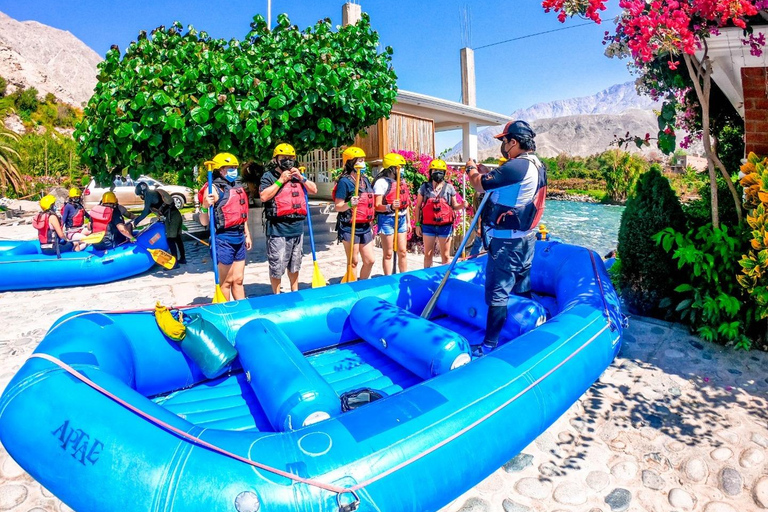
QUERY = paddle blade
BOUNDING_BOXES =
[311,261,328,288]
[213,284,227,303]
[340,266,357,284]
[148,248,176,269]
[78,231,105,244]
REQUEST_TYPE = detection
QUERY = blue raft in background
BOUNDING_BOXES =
[0,222,169,291]
[0,241,623,512]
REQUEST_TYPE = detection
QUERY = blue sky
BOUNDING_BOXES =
[0,0,632,151]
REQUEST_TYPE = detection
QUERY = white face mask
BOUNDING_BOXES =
[354,161,367,172]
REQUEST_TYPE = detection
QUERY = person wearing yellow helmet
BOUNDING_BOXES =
[61,187,92,240]
[373,152,411,275]
[89,191,136,250]
[32,194,83,255]
[259,143,318,294]
[414,159,468,268]
[333,146,376,280]
[199,152,251,300]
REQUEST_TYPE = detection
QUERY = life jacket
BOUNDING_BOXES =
[374,176,411,213]
[266,179,308,221]
[65,202,86,228]
[32,212,56,248]
[90,204,114,233]
[213,182,249,232]
[487,155,548,237]
[421,184,455,226]
[333,174,375,225]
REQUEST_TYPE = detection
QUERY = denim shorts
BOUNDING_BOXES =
[422,224,453,238]
[216,239,246,265]
[377,214,407,235]
[485,232,536,306]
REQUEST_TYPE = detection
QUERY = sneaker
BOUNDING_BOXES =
[177,259,187,265]
[471,345,484,359]
[481,342,497,355]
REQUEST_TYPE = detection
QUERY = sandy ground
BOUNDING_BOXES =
[1,222,768,512]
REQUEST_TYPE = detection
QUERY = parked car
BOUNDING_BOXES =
[83,176,195,210]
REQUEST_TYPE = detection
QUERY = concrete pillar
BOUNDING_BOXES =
[460,47,476,107]
[462,122,478,161]
[342,2,362,26]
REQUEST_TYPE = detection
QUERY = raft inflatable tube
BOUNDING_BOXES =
[0,222,169,291]
[0,241,623,512]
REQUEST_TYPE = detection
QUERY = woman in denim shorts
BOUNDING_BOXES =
[373,153,411,275]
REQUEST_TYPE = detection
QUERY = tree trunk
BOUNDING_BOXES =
[684,54,719,228]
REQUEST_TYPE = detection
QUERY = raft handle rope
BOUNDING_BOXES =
[27,321,609,507]
[587,249,617,332]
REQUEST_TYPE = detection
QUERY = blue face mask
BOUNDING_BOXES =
[225,169,238,182]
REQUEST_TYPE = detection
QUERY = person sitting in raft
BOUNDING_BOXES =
[414,159,468,268]
[373,152,410,275]
[33,194,84,255]
[334,146,376,280]
[199,152,252,301]
[89,191,135,250]
[259,143,318,294]
[134,182,186,265]
[61,187,91,242]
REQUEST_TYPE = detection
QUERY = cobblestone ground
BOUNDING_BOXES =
[2,226,768,512]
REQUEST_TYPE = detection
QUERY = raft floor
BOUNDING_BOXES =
[152,315,486,432]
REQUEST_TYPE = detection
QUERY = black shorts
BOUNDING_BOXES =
[338,229,374,245]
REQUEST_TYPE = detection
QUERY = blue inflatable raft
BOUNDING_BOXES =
[0,222,169,291]
[0,241,623,512]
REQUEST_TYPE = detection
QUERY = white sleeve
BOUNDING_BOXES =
[373,179,389,196]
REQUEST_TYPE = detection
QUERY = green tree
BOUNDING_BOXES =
[15,87,40,114]
[0,75,6,98]
[599,149,647,203]
[617,169,686,316]
[0,102,23,196]
[75,13,398,185]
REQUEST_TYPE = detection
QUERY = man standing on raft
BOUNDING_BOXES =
[465,120,547,357]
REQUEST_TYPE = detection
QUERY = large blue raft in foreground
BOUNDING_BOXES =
[0,222,169,291]
[0,241,623,512]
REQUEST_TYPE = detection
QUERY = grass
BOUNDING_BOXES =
[565,189,608,202]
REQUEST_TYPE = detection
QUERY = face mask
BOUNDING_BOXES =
[354,161,367,173]
[279,158,295,171]
[225,168,238,182]
[431,171,445,183]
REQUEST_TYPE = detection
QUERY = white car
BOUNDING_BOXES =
[83,176,195,210]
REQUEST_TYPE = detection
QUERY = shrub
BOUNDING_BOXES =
[0,75,6,98]
[616,168,686,316]
[15,87,39,114]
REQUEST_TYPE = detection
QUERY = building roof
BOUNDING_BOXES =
[394,90,511,131]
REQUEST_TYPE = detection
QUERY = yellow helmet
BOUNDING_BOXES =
[39,194,56,211]
[342,147,366,166]
[68,187,81,198]
[429,159,448,171]
[102,191,118,204]
[273,143,296,158]
[498,157,508,165]
[382,153,407,169]
[209,152,239,169]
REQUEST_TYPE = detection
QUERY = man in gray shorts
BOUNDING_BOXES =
[259,143,318,293]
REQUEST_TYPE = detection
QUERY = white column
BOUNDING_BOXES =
[462,122,478,161]
[342,2,362,26]
[460,48,477,107]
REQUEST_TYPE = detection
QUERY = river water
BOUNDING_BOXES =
[540,200,624,257]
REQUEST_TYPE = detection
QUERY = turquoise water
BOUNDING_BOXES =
[540,200,624,257]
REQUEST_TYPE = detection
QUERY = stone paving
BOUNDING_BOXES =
[2,224,768,511]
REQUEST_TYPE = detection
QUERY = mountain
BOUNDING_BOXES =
[0,10,101,107]
[446,82,665,160]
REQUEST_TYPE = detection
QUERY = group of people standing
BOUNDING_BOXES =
[31,119,546,358]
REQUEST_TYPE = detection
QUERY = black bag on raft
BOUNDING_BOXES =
[180,314,238,379]
[340,388,386,412]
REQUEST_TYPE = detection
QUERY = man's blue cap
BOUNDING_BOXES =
[494,120,536,140]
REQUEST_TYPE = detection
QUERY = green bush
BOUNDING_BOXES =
[0,75,6,98]
[617,169,686,316]
[15,87,39,114]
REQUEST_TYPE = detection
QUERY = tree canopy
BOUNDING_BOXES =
[74,13,398,185]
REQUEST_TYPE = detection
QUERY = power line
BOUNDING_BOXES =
[474,22,594,50]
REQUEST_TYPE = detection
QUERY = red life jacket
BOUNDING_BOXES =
[375,177,411,213]
[333,174,375,225]
[269,181,308,220]
[66,203,85,228]
[214,184,249,231]
[421,185,455,226]
[32,212,56,248]
[90,205,114,233]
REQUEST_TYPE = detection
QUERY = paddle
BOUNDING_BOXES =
[304,187,328,288]
[204,164,227,303]
[341,166,362,284]
[393,168,401,276]
[181,225,210,247]
[146,248,176,269]
[76,231,105,245]
[421,193,490,319]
